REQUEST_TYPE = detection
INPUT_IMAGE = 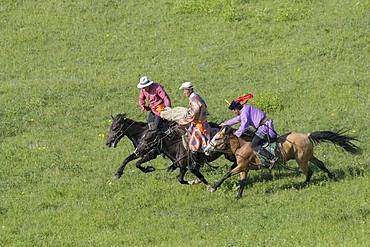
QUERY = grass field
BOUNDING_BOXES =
[0,0,369,246]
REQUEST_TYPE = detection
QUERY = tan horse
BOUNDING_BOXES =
[204,126,361,198]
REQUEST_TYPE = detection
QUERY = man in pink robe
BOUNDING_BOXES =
[137,76,171,131]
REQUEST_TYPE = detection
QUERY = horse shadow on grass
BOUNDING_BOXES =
[219,165,366,195]
[264,165,366,194]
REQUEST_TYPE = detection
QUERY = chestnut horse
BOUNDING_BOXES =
[204,126,361,198]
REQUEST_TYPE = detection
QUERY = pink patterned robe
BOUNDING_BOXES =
[180,92,211,152]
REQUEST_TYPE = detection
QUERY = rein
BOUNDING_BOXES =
[112,111,147,142]
[138,124,183,154]
[208,133,245,158]
[113,119,137,141]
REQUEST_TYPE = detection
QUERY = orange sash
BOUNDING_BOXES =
[192,119,208,134]
[155,103,165,113]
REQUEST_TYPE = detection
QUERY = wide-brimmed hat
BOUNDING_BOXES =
[137,76,154,89]
[179,81,193,90]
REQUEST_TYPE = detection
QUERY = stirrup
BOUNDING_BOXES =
[267,157,278,169]
[267,162,274,170]
[260,156,276,169]
[271,156,278,163]
[262,161,274,170]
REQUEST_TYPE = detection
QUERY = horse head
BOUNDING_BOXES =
[106,113,131,148]
[204,126,232,155]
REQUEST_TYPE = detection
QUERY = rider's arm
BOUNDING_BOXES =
[223,116,241,126]
[179,97,200,125]
[138,89,146,110]
[234,117,249,137]
[157,85,171,108]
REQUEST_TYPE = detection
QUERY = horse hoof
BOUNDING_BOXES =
[145,166,156,173]
[207,185,216,193]
[194,178,202,184]
[328,173,335,179]
[113,174,121,180]
[189,178,202,185]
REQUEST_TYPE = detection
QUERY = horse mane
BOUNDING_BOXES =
[116,113,126,118]
[223,125,236,135]
[277,132,291,143]
[209,122,221,129]
[114,113,147,126]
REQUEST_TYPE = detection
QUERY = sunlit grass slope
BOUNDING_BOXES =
[0,0,369,246]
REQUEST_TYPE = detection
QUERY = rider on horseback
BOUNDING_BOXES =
[137,76,172,132]
[222,93,278,168]
[178,81,211,171]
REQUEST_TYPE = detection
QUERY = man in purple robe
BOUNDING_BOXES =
[222,93,278,168]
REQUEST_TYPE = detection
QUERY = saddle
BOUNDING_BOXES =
[262,140,278,158]
[244,134,279,168]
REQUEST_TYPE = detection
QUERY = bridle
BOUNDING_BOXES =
[111,117,135,142]
[207,132,234,155]
[208,131,256,161]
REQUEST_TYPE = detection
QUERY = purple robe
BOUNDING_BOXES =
[223,105,277,138]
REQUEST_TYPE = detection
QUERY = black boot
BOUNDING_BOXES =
[257,148,276,169]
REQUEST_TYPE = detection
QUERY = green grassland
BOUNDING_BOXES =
[0,0,369,246]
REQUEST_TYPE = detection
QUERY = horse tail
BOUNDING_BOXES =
[308,130,361,155]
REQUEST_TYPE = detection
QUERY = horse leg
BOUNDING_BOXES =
[174,150,190,184]
[297,159,313,184]
[189,169,209,185]
[187,152,206,185]
[177,167,189,185]
[209,171,231,193]
[237,170,249,199]
[208,161,237,188]
[114,152,139,179]
[228,161,238,171]
[135,152,157,173]
[310,155,335,179]
[167,164,177,172]
[209,164,243,193]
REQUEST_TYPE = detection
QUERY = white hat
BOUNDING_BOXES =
[137,76,154,89]
[179,81,193,90]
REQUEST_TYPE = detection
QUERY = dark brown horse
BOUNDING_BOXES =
[106,114,236,185]
[204,126,361,198]
[106,114,190,181]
